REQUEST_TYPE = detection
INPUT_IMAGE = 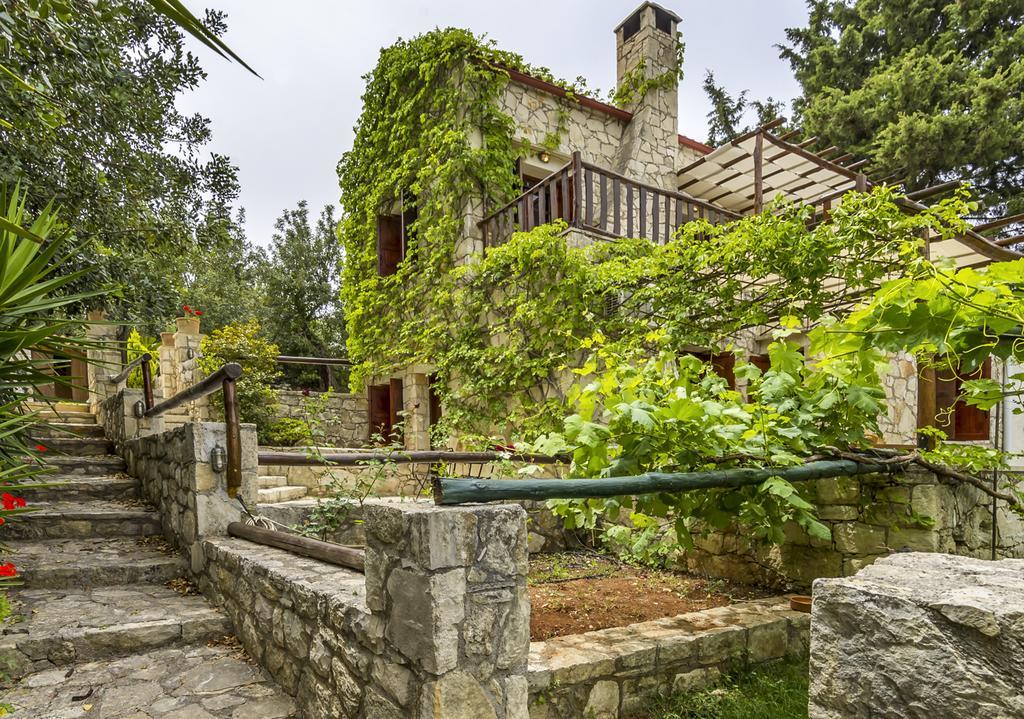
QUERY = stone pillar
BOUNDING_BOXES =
[363,502,530,718]
[810,552,1024,718]
[85,309,123,414]
[402,367,433,451]
[158,324,208,419]
[613,3,682,190]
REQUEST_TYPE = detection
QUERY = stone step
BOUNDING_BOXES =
[3,643,297,718]
[24,401,89,415]
[0,583,231,678]
[32,436,114,456]
[40,454,126,476]
[258,474,288,488]
[5,537,184,589]
[3,499,161,540]
[30,421,107,439]
[256,486,308,503]
[29,410,97,425]
[18,474,138,502]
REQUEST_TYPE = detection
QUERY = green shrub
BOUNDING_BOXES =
[649,660,808,719]
[198,320,282,440]
[263,417,312,447]
[125,329,159,389]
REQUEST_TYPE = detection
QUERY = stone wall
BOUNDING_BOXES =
[197,500,532,719]
[121,418,257,573]
[274,390,369,448]
[528,598,809,719]
[810,553,1024,718]
[682,469,1024,589]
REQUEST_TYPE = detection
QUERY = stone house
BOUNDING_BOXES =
[360,1,1022,459]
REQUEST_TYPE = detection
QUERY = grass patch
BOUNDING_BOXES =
[648,660,808,719]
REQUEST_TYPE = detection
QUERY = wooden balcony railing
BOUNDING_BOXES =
[479,152,740,248]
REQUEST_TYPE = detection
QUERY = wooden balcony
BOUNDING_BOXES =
[479,152,740,249]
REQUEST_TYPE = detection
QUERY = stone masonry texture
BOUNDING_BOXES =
[810,552,1024,719]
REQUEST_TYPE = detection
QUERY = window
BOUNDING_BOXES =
[376,215,402,276]
[931,358,991,441]
[691,351,736,389]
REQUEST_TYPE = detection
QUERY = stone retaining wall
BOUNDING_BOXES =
[682,469,1024,589]
[121,417,258,573]
[528,598,809,719]
[274,390,369,447]
[197,500,532,719]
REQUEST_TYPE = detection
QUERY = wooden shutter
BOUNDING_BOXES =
[953,358,991,441]
[711,353,736,390]
[369,385,392,442]
[751,354,771,374]
[389,378,404,444]
[376,215,403,276]
[933,365,959,435]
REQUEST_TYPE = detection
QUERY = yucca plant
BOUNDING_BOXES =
[0,185,106,587]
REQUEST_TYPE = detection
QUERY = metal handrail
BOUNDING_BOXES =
[105,353,151,385]
[143,362,244,496]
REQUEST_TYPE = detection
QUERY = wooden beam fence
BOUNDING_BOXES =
[479,153,738,248]
[432,459,896,505]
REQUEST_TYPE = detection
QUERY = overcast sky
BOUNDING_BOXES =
[177,0,809,246]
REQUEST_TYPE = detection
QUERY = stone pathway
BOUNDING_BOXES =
[1,403,297,718]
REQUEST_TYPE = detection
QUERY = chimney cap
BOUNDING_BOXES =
[613,2,681,34]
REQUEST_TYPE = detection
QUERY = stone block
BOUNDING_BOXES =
[747,619,789,662]
[810,553,1024,719]
[832,522,887,555]
[385,567,465,674]
[815,477,861,505]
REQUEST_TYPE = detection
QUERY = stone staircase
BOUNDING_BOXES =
[1,402,297,718]
[257,465,308,504]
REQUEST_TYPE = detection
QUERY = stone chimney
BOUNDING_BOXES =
[613,2,682,190]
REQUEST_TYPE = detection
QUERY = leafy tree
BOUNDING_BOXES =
[260,201,347,389]
[780,0,1024,216]
[703,70,783,145]
[0,0,242,322]
[179,208,266,336]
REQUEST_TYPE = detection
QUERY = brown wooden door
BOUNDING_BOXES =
[930,358,990,441]
[369,384,392,442]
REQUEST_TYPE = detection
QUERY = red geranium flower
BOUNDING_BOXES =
[0,517,5,526]
[183,304,191,312]
[0,563,17,577]
[194,310,203,316]
[2,493,24,510]
[35,444,47,452]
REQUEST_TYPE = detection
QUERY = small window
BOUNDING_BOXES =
[690,351,736,390]
[933,358,991,441]
[376,215,403,276]
[369,380,405,445]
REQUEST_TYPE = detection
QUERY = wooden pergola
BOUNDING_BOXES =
[677,120,1023,268]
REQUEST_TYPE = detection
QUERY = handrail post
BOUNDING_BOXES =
[222,376,242,498]
[572,151,583,229]
[140,357,154,411]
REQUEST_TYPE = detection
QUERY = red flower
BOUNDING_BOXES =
[0,563,17,578]
[183,305,191,313]
[2,493,24,510]
[194,310,203,316]
[0,517,5,526]
[35,444,47,452]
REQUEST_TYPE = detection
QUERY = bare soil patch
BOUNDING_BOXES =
[528,552,770,641]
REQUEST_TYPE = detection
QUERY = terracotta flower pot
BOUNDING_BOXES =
[175,316,200,335]
[790,595,812,614]
[161,331,176,347]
